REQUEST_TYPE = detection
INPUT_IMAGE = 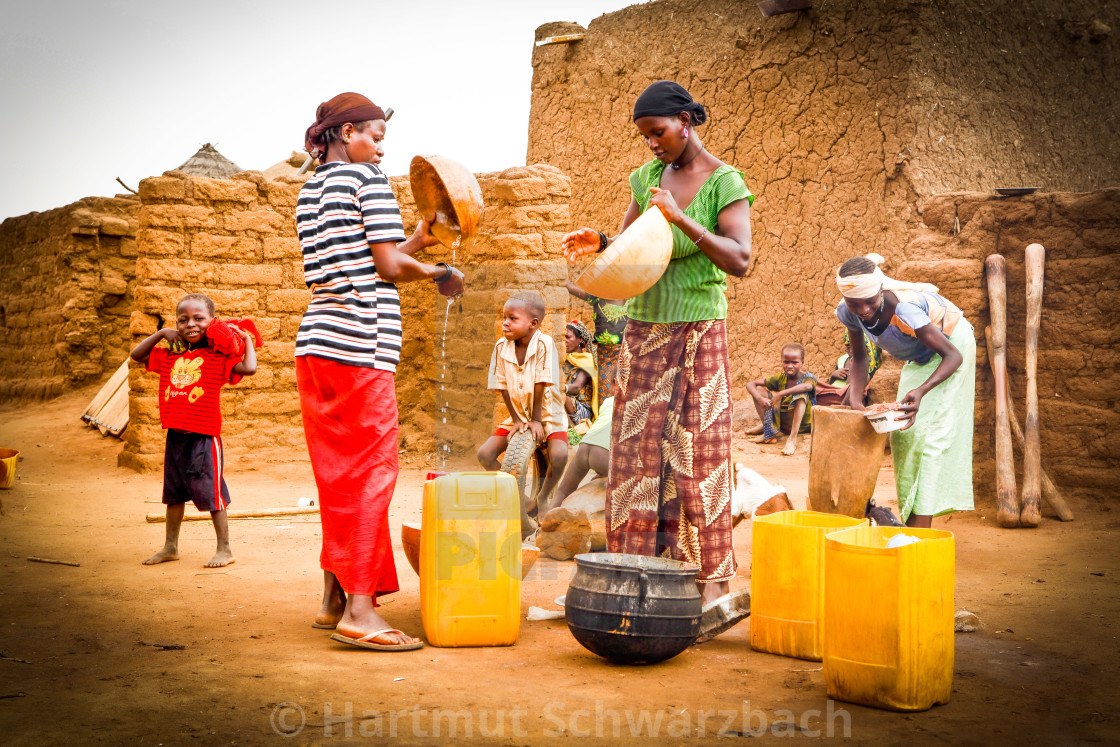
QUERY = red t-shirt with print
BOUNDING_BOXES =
[147,345,242,436]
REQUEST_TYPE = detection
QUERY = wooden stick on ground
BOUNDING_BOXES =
[27,557,81,567]
[985,254,1019,527]
[984,326,1074,521]
[1021,243,1045,527]
[145,506,320,523]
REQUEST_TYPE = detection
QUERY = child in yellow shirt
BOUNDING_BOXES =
[478,291,568,520]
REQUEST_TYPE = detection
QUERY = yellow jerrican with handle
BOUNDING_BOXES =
[823,525,955,711]
[420,472,522,647]
[750,510,868,661]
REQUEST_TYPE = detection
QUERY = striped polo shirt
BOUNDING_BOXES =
[295,162,407,371]
[626,160,754,323]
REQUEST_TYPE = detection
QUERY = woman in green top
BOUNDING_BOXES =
[562,81,753,607]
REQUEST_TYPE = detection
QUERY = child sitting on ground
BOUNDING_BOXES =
[563,320,598,427]
[745,343,818,456]
[478,291,568,526]
[130,293,257,567]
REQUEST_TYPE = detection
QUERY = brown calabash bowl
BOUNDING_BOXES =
[409,155,484,248]
[400,522,539,580]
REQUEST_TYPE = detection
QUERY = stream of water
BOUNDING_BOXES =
[436,239,460,468]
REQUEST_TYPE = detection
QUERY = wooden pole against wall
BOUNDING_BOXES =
[984,326,1074,521]
[1021,243,1046,527]
[985,254,1019,527]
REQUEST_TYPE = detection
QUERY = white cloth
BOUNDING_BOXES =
[835,266,939,299]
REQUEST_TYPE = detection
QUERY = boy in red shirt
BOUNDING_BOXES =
[130,293,257,567]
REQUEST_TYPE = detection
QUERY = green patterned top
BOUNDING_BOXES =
[626,160,754,323]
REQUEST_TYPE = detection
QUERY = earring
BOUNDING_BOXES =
[683,127,689,138]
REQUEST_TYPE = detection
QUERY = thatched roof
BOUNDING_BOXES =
[263,150,314,179]
[176,143,242,179]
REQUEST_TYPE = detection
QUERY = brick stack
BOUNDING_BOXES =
[0,196,138,400]
[123,164,572,471]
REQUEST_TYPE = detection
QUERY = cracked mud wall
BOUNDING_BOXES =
[531,0,1118,507]
[529,0,1119,389]
[902,189,1120,507]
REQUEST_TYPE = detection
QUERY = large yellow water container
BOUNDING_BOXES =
[420,472,522,647]
[750,510,867,660]
[823,526,955,711]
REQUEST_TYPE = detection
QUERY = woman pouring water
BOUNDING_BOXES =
[296,92,464,651]
[562,81,753,619]
[835,253,976,528]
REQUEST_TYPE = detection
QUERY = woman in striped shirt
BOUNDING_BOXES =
[562,81,753,617]
[297,92,463,651]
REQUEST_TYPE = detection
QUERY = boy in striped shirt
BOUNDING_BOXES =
[131,293,257,568]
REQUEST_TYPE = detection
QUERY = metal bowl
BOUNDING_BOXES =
[409,155,484,248]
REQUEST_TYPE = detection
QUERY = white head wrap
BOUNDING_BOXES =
[835,253,939,299]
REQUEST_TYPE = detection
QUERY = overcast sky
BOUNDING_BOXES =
[0,0,640,220]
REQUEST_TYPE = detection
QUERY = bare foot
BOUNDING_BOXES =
[699,580,730,605]
[205,548,235,568]
[753,435,777,445]
[781,437,798,456]
[143,546,179,565]
[315,587,346,628]
[743,424,764,436]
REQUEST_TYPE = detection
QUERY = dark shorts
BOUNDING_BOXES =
[163,429,231,512]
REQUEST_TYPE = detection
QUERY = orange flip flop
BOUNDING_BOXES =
[330,629,423,651]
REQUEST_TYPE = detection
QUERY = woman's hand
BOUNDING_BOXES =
[562,228,602,262]
[436,266,465,298]
[649,187,685,225]
[897,388,925,429]
[411,214,442,250]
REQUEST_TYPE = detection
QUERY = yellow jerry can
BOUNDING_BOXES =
[420,472,521,647]
[751,510,868,660]
[823,525,955,711]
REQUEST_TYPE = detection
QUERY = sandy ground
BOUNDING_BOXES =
[0,385,1118,745]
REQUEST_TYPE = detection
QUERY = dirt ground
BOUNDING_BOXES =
[1,386,1117,745]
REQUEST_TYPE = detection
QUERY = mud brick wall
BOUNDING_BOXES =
[122,165,571,471]
[393,166,571,464]
[528,0,1120,391]
[0,197,139,400]
[899,190,1120,507]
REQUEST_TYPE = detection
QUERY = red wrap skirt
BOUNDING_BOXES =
[296,356,399,599]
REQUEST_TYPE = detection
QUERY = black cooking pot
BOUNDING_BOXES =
[565,553,702,664]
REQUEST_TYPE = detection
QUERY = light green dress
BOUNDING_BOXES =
[892,321,977,520]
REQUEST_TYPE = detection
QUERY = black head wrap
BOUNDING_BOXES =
[632,80,707,125]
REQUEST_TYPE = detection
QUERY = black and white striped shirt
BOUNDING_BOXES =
[295,162,406,371]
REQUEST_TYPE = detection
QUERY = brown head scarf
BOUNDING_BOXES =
[303,92,386,158]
